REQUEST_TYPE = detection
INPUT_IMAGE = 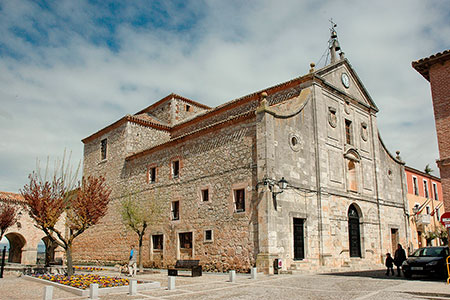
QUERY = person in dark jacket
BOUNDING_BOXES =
[385,253,394,276]
[394,244,407,276]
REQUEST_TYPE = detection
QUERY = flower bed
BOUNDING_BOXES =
[25,274,161,296]
[74,266,107,272]
[32,274,132,290]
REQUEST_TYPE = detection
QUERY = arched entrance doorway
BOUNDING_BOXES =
[5,232,26,263]
[37,237,58,266]
[348,205,361,258]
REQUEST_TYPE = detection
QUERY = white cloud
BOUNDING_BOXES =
[0,0,448,192]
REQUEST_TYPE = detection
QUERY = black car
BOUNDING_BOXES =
[402,246,449,278]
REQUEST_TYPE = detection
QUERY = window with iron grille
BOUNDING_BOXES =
[205,230,213,242]
[179,232,192,249]
[152,234,163,250]
[234,189,245,212]
[172,160,180,178]
[101,138,107,160]
[171,201,179,220]
[149,167,156,183]
[201,189,209,202]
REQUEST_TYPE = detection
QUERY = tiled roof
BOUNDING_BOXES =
[82,114,171,143]
[412,49,450,81]
[0,191,25,203]
[131,113,168,126]
[135,93,211,115]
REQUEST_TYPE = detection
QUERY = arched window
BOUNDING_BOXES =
[348,205,361,257]
[348,160,358,192]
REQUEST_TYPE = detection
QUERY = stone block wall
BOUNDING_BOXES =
[74,116,258,272]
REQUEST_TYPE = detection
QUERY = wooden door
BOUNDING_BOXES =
[293,218,305,260]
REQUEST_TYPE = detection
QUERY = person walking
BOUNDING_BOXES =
[128,245,137,276]
[394,244,406,277]
[385,253,394,276]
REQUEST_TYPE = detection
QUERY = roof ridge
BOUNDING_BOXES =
[126,110,254,161]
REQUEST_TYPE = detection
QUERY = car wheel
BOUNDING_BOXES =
[403,271,412,278]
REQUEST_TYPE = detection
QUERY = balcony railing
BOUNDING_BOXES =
[416,214,431,225]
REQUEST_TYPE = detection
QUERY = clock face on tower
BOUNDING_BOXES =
[341,73,350,88]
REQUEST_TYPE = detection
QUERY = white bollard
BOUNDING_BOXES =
[229,270,236,282]
[251,267,257,279]
[129,279,137,295]
[43,286,53,300]
[168,276,176,290]
[89,283,99,300]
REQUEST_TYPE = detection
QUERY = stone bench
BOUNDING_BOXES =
[168,260,202,277]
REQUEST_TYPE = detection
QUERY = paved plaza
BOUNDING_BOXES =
[2,269,450,300]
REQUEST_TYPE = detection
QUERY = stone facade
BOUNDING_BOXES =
[412,50,450,213]
[75,58,409,274]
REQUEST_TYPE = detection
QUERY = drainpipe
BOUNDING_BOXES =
[369,111,383,263]
[398,159,410,252]
[311,82,324,266]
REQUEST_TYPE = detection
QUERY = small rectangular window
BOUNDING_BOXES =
[172,160,180,178]
[149,167,156,183]
[152,234,163,250]
[186,104,191,112]
[423,180,429,198]
[201,189,209,202]
[205,230,213,242]
[437,208,441,221]
[234,189,245,212]
[433,182,439,200]
[412,177,419,196]
[101,138,107,160]
[179,232,192,249]
[345,120,352,145]
[171,201,179,220]
[426,206,430,215]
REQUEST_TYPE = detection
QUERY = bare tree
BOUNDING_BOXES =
[121,189,164,272]
[0,202,19,241]
[21,154,111,276]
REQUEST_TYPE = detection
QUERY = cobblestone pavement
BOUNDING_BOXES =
[1,269,450,300]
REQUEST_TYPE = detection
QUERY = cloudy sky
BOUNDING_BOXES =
[0,0,449,193]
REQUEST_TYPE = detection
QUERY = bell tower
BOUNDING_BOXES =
[328,20,344,64]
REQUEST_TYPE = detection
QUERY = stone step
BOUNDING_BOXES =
[288,262,384,274]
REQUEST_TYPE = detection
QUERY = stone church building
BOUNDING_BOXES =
[75,45,409,273]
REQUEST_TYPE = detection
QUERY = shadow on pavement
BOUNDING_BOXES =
[320,269,448,283]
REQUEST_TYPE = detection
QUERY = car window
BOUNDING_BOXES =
[410,248,448,257]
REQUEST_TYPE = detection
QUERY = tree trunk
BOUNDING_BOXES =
[138,234,143,273]
[66,245,74,276]
[45,246,51,267]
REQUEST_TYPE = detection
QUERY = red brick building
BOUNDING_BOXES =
[412,50,450,212]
